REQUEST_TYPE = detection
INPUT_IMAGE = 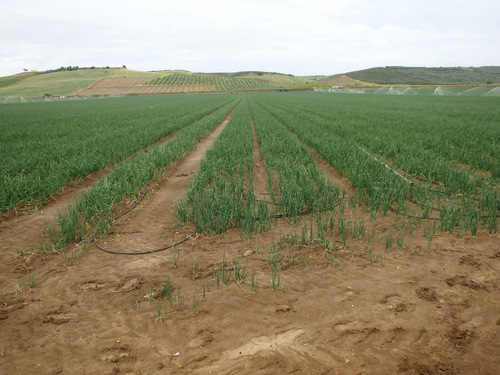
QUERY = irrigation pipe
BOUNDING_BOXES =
[92,233,195,255]
[90,186,335,255]
[242,193,339,218]
[87,185,196,255]
[389,206,442,221]
[358,147,412,184]
[356,149,498,219]
[87,181,494,254]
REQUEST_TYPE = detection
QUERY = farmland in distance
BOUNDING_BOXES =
[0,92,499,374]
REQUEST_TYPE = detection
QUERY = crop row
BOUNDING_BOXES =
[177,96,342,234]
[250,92,498,234]
[177,97,265,234]
[52,97,241,246]
[0,94,239,214]
[250,100,341,217]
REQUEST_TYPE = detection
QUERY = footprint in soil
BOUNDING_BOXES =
[100,345,136,363]
[380,294,413,313]
[415,287,439,303]
[398,356,458,375]
[187,330,214,349]
[459,255,481,269]
[445,275,487,291]
[448,326,475,352]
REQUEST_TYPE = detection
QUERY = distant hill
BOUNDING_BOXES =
[319,66,500,86]
[0,68,313,98]
[2,66,499,99]
[0,67,164,98]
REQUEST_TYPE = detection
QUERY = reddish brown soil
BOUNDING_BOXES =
[1,112,499,374]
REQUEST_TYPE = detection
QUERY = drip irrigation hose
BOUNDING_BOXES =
[89,185,196,255]
[242,192,338,217]
[113,185,148,220]
[87,178,495,254]
[90,186,336,255]
[389,206,442,221]
[407,198,442,212]
[92,232,196,255]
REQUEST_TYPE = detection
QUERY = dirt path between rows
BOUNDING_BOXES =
[250,119,271,197]
[93,104,237,255]
[0,105,228,290]
[1,101,499,374]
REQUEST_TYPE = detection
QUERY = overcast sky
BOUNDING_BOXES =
[1,0,499,77]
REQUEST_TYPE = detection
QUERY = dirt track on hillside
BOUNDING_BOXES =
[0,108,499,374]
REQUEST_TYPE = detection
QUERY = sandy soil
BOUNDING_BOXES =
[1,109,499,374]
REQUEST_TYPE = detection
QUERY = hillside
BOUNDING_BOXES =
[0,68,312,98]
[320,66,500,85]
[2,66,500,99]
[0,68,165,98]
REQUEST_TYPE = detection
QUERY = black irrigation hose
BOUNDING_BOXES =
[91,186,336,255]
[246,200,339,221]
[408,198,442,212]
[89,180,495,253]
[113,186,148,220]
[92,232,196,255]
[389,206,443,221]
[242,193,338,215]
[90,185,197,255]
[268,205,337,220]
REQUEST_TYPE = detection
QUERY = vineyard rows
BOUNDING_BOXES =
[145,73,294,91]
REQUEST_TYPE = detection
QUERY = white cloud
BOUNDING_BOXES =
[0,0,498,76]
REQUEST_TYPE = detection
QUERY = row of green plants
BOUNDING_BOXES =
[145,73,290,91]
[253,94,408,216]
[176,96,342,235]
[177,97,270,234]
[251,92,498,234]
[292,93,499,178]
[50,97,241,247]
[0,94,238,214]
[249,98,341,222]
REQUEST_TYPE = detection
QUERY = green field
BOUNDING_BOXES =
[1,92,498,246]
[0,94,239,213]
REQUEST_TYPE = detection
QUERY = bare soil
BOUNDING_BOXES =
[1,112,499,374]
